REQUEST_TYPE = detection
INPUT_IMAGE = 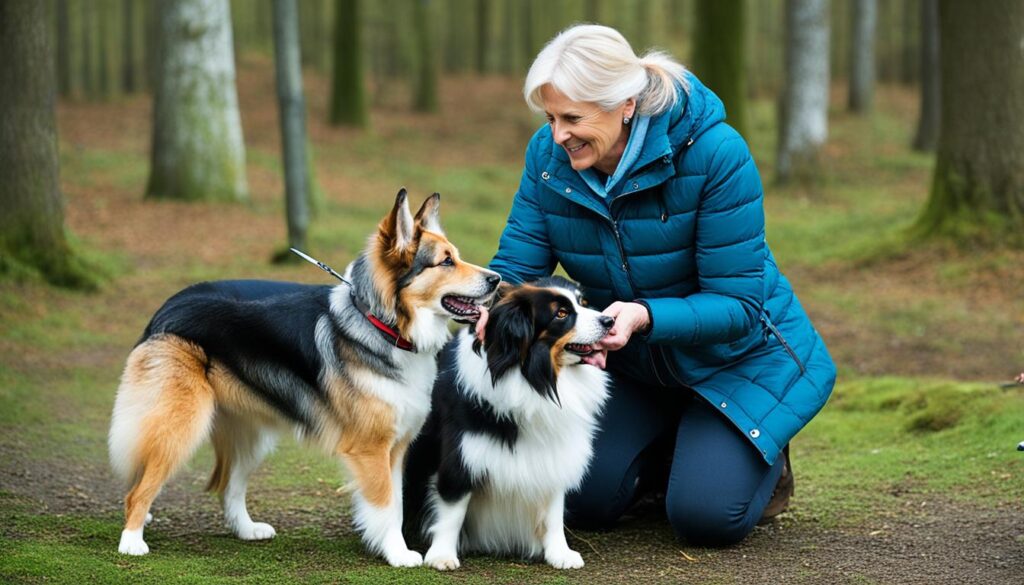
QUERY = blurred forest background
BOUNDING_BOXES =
[1,1,1023,583]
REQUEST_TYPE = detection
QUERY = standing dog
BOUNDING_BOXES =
[108,190,499,566]
[404,277,613,570]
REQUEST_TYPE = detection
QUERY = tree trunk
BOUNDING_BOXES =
[146,0,248,202]
[0,0,93,288]
[847,0,876,113]
[56,0,72,97]
[97,0,111,98]
[912,0,939,152]
[122,0,136,93]
[476,0,489,75]
[329,0,368,127]
[901,0,918,85]
[776,0,830,184]
[272,0,311,255]
[694,0,748,138]
[81,0,95,98]
[915,0,1024,240]
[412,0,438,112]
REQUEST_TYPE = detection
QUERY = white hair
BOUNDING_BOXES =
[524,24,688,116]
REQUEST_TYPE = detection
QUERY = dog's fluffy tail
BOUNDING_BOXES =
[108,335,215,488]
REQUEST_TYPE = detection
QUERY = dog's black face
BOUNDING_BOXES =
[476,277,613,404]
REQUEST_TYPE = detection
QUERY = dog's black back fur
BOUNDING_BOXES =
[142,280,332,429]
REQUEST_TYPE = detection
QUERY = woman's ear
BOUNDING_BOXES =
[623,97,637,120]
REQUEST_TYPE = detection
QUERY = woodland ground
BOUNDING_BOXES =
[1,56,1023,584]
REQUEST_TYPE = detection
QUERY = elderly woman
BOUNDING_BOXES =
[486,24,836,546]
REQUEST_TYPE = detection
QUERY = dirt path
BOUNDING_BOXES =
[2,448,1020,585]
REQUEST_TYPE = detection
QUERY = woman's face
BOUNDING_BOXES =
[540,84,636,174]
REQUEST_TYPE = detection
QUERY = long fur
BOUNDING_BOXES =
[405,277,612,570]
[108,190,499,566]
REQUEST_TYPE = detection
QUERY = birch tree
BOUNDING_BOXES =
[915,0,1024,240]
[0,0,94,288]
[146,0,248,201]
[776,0,830,183]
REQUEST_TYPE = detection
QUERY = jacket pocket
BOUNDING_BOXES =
[761,313,807,375]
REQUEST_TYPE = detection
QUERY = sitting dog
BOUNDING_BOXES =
[108,190,500,566]
[404,276,613,570]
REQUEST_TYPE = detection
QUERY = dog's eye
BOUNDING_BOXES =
[579,298,588,307]
[555,307,569,319]
[439,256,454,267]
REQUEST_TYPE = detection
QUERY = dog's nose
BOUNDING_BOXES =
[599,315,615,329]
[485,273,501,290]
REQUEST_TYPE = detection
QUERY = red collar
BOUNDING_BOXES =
[352,293,416,352]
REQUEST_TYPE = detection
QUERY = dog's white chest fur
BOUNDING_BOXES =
[450,335,609,555]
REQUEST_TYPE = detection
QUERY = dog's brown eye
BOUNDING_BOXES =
[555,307,569,319]
[579,298,588,307]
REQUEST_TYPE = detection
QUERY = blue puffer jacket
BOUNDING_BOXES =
[489,74,836,465]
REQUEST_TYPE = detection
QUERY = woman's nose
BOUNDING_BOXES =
[552,122,571,144]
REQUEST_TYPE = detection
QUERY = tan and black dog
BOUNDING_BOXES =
[108,189,499,566]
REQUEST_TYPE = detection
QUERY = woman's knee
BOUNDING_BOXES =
[664,495,756,547]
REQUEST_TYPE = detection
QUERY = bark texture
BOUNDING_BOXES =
[917,1,1024,239]
[694,0,749,138]
[912,0,940,152]
[329,0,368,127]
[146,0,248,201]
[777,0,831,183]
[848,0,876,113]
[273,0,311,253]
[0,0,93,287]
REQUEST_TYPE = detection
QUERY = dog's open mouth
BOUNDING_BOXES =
[442,295,484,323]
[565,343,596,356]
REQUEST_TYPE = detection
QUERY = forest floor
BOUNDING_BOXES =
[2,56,1023,584]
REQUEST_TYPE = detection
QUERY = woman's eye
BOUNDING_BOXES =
[556,308,569,319]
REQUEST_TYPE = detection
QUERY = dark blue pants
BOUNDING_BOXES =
[566,351,785,547]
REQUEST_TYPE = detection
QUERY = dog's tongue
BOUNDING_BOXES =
[582,351,606,370]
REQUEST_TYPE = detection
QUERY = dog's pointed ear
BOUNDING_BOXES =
[484,295,533,386]
[414,192,443,234]
[380,188,415,252]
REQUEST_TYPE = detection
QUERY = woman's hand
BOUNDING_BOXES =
[596,301,651,351]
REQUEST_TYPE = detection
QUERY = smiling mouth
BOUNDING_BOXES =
[441,295,484,323]
[566,143,587,154]
[565,343,596,356]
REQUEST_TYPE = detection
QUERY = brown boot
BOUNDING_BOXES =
[759,445,793,524]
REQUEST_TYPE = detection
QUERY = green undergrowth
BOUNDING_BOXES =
[795,377,1024,526]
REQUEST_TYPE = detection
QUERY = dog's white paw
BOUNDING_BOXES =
[385,548,423,568]
[118,529,149,556]
[545,548,584,569]
[234,522,277,541]
[145,513,153,526]
[424,547,461,571]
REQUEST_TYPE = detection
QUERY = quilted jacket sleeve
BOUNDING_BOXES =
[488,134,557,285]
[638,133,766,345]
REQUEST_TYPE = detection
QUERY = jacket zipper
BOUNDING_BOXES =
[761,314,807,375]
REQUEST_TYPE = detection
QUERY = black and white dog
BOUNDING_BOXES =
[404,277,613,570]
